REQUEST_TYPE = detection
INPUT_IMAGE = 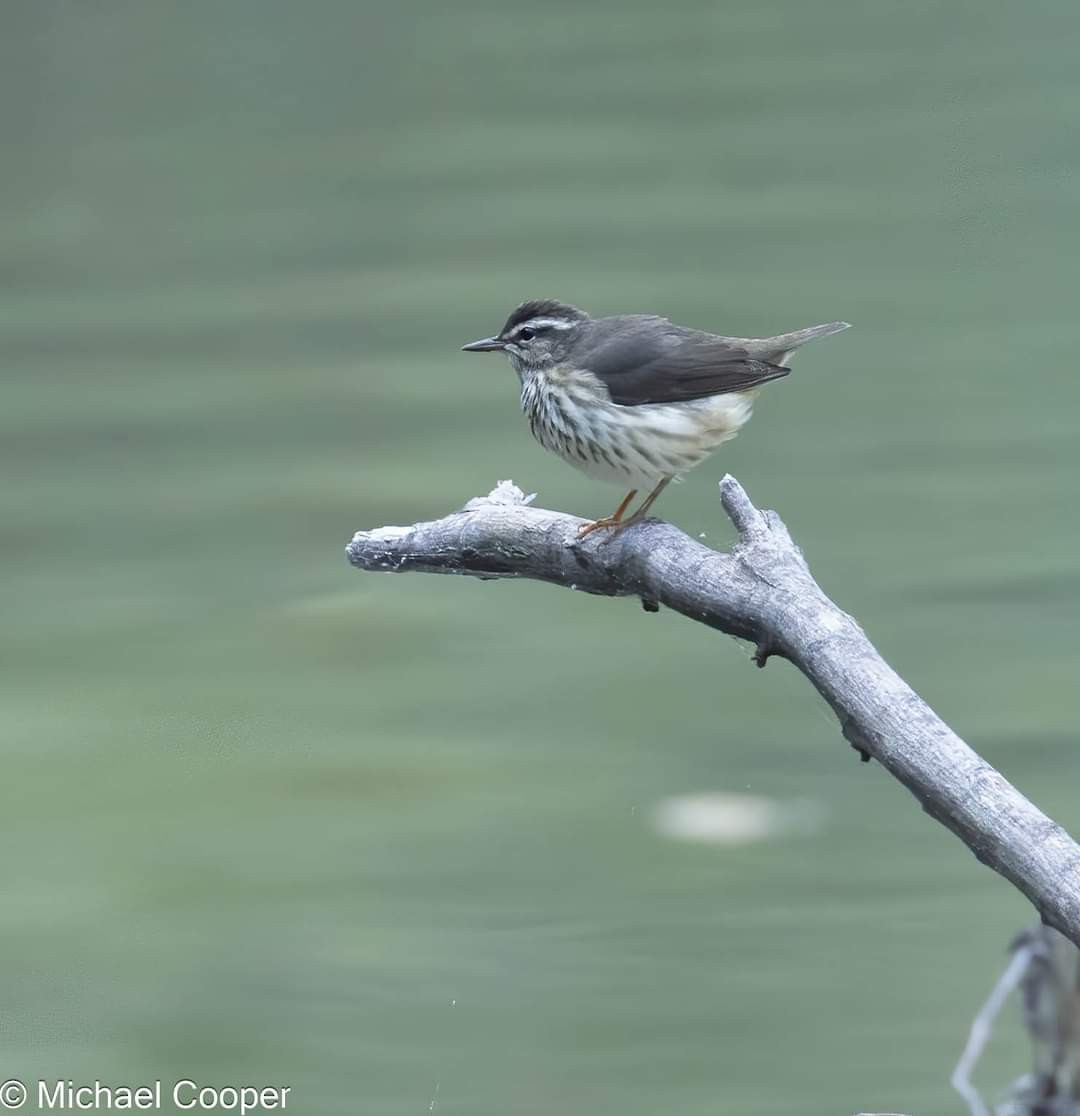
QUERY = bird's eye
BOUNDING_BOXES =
[517,328,535,342]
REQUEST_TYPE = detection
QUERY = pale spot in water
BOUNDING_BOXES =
[650,792,825,845]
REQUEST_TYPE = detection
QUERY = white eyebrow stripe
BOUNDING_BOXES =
[509,317,577,335]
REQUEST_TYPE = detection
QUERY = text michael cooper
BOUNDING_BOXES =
[7,1079,291,1112]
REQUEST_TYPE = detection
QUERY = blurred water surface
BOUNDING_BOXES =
[3,2,1079,1113]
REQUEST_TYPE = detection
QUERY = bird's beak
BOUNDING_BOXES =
[461,336,505,353]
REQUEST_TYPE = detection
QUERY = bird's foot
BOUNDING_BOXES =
[576,515,626,540]
[575,489,639,540]
[576,511,645,542]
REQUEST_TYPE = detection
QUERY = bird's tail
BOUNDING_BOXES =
[757,320,850,363]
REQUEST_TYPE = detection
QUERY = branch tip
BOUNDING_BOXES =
[718,475,769,539]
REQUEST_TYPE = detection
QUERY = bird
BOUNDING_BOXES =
[462,300,849,538]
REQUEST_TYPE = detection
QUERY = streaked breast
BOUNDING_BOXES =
[520,369,756,487]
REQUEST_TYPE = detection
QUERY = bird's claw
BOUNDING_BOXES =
[576,513,644,542]
[576,516,623,540]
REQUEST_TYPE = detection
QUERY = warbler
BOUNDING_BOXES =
[462,300,849,537]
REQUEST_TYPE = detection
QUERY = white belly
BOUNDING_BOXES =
[520,369,756,489]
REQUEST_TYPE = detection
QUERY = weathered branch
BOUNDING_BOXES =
[954,925,1080,1116]
[346,477,1080,947]
[953,939,1034,1116]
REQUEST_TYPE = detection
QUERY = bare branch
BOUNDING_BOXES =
[346,477,1080,947]
[955,925,1080,1116]
[952,941,1034,1116]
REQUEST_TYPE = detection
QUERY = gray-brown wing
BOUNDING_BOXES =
[579,322,790,407]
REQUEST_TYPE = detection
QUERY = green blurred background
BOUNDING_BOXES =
[3,1,1079,1113]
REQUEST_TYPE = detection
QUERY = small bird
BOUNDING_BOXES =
[462,300,849,537]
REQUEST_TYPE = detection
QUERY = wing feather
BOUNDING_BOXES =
[579,320,790,407]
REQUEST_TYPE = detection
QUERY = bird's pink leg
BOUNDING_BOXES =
[576,477,674,541]
[576,488,638,539]
[622,476,672,525]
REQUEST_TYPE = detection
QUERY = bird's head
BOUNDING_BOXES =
[461,299,590,374]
